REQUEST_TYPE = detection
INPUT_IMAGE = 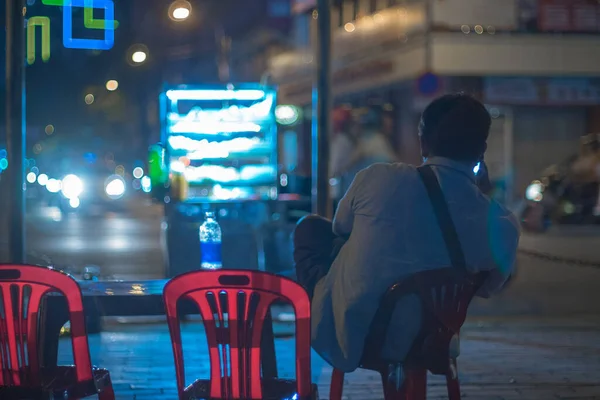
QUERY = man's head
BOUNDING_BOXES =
[419,93,491,163]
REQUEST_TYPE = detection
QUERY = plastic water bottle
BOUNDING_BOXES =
[199,211,222,269]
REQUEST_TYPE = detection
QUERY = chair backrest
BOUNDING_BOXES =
[163,269,311,400]
[0,264,93,387]
[363,268,488,368]
[409,268,487,333]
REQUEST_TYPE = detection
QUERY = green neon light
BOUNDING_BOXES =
[84,0,119,29]
[41,0,119,29]
[27,17,51,65]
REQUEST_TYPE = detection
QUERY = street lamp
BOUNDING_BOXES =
[169,0,192,21]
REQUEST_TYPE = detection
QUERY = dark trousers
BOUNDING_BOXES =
[293,215,346,300]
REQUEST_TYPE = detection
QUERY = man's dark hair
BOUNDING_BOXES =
[419,93,491,162]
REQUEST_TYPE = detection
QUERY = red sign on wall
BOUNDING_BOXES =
[538,0,600,32]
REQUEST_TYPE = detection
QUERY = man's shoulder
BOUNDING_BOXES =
[358,162,416,180]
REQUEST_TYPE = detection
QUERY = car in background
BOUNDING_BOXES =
[51,171,130,215]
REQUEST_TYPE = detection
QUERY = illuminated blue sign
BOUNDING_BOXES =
[62,0,115,50]
[161,85,279,201]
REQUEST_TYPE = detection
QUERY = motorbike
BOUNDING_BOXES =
[520,155,599,232]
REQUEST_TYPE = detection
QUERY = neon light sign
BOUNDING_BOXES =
[166,89,267,101]
[27,17,50,65]
[177,164,276,184]
[168,136,266,160]
[63,0,115,50]
[167,94,275,134]
[26,0,119,64]
[41,0,119,29]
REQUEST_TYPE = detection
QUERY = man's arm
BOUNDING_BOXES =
[478,209,521,297]
[332,168,367,238]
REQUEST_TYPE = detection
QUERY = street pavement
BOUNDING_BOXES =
[57,316,600,399]
[519,225,600,264]
[24,201,165,280]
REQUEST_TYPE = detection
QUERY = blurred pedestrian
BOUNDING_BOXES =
[332,105,397,203]
[329,108,357,178]
[352,105,397,167]
[329,108,359,203]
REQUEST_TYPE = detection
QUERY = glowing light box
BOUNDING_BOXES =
[161,85,279,201]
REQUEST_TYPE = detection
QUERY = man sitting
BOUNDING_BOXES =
[294,93,520,372]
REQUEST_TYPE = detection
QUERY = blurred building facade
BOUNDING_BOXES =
[269,0,600,204]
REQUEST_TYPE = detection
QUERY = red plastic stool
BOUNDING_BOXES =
[0,265,115,399]
[164,269,319,399]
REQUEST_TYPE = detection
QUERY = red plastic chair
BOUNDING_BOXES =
[0,264,114,399]
[330,268,488,400]
[163,269,318,400]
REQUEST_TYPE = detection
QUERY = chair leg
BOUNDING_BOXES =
[446,359,461,400]
[329,368,345,400]
[380,371,408,400]
[98,376,116,400]
[406,368,427,400]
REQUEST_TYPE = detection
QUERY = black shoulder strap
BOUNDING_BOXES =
[417,165,467,270]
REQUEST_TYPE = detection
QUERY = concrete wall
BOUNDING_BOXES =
[431,33,600,76]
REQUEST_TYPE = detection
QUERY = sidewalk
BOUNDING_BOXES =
[58,317,600,399]
[520,226,600,264]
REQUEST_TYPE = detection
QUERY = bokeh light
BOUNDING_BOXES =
[133,167,144,179]
[45,124,54,135]
[106,80,119,91]
[27,172,37,183]
[85,94,95,104]
[141,176,152,193]
[169,0,192,21]
[105,175,126,198]
[38,174,49,186]
[0,158,8,170]
[61,174,84,199]
[46,179,62,193]
[132,51,147,64]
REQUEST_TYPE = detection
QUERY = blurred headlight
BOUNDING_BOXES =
[525,181,544,202]
[61,174,84,199]
[105,175,126,199]
[46,179,62,193]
